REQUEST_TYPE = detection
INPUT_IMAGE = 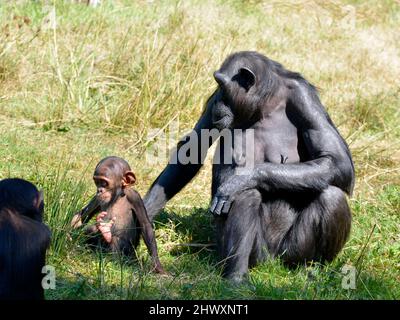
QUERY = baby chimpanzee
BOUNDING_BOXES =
[71,156,166,274]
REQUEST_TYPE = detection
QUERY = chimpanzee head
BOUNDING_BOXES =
[211,51,278,129]
[0,178,44,222]
[93,156,136,207]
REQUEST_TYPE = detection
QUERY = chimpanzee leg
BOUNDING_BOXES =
[216,186,350,280]
[110,237,133,256]
[250,198,297,267]
[109,228,139,256]
[217,189,263,282]
[275,186,351,264]
[83,225,101,247]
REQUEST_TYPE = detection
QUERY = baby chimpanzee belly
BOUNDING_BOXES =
[106,197,139,243]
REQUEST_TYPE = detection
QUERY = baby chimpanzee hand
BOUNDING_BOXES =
[96,212,116,244]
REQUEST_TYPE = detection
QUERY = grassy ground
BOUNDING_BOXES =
[0,0,399,299]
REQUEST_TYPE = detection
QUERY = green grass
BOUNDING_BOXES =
[0,0,399,299]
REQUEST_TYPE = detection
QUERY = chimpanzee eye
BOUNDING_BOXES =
[217,88,229,105]
[94,179,108,188]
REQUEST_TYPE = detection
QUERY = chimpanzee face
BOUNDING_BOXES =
[93,157,136,207]
[211,65,259,129]
[93,161,122,206]
[211,90,234,130]
[93,174,115,205]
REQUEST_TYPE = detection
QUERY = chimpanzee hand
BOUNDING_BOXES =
[71,213,83,228]
[210,172,256,216]
[96,212,116,244]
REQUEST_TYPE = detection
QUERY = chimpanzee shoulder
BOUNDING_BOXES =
[125,188,143,204]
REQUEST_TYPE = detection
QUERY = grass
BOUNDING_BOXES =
[0,0,399,299]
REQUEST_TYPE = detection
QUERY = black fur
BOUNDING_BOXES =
[0,178,51,299]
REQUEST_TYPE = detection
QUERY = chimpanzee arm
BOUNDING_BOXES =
[128,190,166,274]
[71,196,100,228]
[253,82,355,194]
[143,97,217,220]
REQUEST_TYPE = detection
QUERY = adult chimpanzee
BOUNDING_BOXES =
[71,156,166,274]
[144,51,355,282]
[0,178,51,299]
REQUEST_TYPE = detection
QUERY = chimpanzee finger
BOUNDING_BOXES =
[214,199,226,215]
[210,197,218,213]
[71,214,83,228]
[221,200,233,214]
[96,211,107,222]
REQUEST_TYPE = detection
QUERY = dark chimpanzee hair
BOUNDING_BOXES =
[0,178,43,221]
[220,51,318,101]
[0,178,50,300]
[220,51,354,180]
[94,156,132,177]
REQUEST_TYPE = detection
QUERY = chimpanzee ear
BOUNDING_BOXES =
[237,67,256,91]
[34,190,44,212]
[122,171,136,187]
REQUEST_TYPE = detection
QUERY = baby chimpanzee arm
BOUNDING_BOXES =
[128,190,166,274]
[71,196,101,228]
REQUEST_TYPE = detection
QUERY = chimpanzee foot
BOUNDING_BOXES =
[96,212,116,244]
[226,273,257,291]
[226,272,248,285]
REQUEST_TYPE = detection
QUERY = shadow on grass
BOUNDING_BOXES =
[45,275,146,300]
[47,239,399,300]
[154,207,217,254]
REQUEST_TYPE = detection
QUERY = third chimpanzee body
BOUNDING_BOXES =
[144,51,355,282]
[0,178,51,300]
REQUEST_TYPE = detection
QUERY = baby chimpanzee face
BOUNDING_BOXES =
[93,175,114,205]
[93,156,136,207]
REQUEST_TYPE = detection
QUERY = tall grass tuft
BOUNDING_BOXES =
[34,161,92,256]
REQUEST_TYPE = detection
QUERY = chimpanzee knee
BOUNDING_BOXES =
[278,186,351,265]
[317,186,351,261]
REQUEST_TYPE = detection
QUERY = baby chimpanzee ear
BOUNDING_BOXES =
[235,67,256,91]
[122,171,137,187]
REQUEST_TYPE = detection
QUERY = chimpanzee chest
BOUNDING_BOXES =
[216,114,301,169]
[211,107,303,192]
[106,197,136,237]
[250,115,301,165]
